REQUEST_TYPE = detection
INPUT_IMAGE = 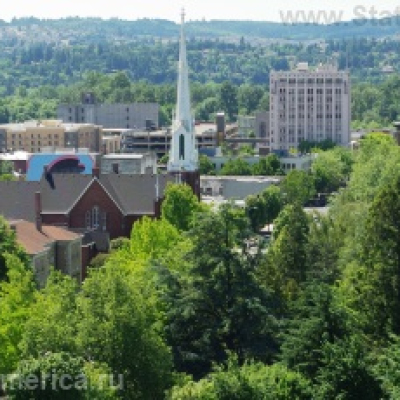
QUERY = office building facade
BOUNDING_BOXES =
[269,63,351,151]
[57,102,159,130]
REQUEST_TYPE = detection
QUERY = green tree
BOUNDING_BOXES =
[280,170,316,206]
[237,84,264,115]
[169,356,311,400]
[77,265,173,400]
[259,204,309,303]
[245,194,266,232]
[343,174,400,337]
[5,352,119,400]
[199,154,216,175]
[220,159,252,176]
[218,81,238,121]
[161,183,206,231]
[315,335,382,400]
[312,148,352,193]
[160,204,278,377]
[0,255,36,376]
[129,216,183,263]
[280,282,349,379]
[0,160,13,175]
[20,271,79,358]
[0,217,30,281]
[261,185,283,226]
[252,154,283,176]
[374,335,400,398]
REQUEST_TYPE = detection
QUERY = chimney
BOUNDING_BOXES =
[35,191,42,232]
[92,166,100,179]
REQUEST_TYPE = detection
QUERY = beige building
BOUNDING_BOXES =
[269,63,351,152]
[102,129,123,154]
[121,123,218,157]
[0,120,102,153]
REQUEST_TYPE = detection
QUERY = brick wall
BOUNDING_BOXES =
[69,180,124,239]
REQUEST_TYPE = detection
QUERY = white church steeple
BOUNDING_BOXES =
[167,9,198,173]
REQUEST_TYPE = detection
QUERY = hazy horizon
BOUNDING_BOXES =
[2,0,400,24]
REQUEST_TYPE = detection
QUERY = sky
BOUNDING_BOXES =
[2,0,400,23]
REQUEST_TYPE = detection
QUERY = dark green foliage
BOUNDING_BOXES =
[218,82,238,121]
[259,204,309,303]
[198,154,216,175]
[220,158,252,175]
[374,335,400,398]
[314,336,383,400]
[160,204,278,378]
[245,185,283,232]
[245,194,267,232]
[88,253,110,269]
[280,282,349,379]
[252,154,283,176]
[357,173,400,336]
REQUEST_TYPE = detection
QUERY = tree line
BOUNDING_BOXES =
[0,69,400,129]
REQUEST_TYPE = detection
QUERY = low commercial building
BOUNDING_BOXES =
[100,153,157,175]
[121,124,219,157]
[201,175,282,200]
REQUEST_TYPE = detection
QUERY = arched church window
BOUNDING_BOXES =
[92,206,100,230]
[179,134,185,159]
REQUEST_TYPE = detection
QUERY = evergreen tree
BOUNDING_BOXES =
[160,204,278,378]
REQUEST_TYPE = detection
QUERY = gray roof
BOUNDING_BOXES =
[0,173,175,221]
[0,181,40,221]
[40,174,93,213]
[100,174,173,214]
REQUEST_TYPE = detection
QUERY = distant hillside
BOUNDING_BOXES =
[0,16,400,44]
[0,16,399,95]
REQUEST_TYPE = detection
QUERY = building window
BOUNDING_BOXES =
[102,212,107,231]
[92,206,99,229]
[86,206,101,230]
[85,211,91,229]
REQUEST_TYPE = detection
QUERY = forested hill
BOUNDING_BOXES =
[1,16,400,43]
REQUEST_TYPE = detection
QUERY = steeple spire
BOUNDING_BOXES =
[175,7,192,133]
[168,9,198,173]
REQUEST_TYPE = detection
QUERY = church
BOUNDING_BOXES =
[167,9,200,197]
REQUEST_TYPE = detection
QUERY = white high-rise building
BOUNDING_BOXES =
[269,62,351,152]
[167,9,198,173]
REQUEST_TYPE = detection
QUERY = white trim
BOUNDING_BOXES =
[65,178,125,215]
